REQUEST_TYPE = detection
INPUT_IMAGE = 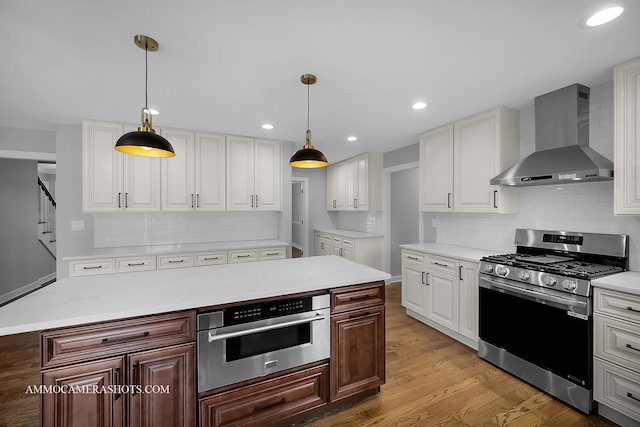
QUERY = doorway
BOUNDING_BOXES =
[291,178,309,258]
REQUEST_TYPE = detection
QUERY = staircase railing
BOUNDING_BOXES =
[37,178,56,251]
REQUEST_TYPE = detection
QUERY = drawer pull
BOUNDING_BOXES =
[627,392,640,403]
[626,343,640,353]
[168,259,184,263]
[203,257,219,261]
[102,331,149,344]
[434,262,448,267]
[127,262,146,266]
[82,265,103,270]
[255,397,286,412]
[266,252,280,256]
[237,254,252,258]
[112,368,121,401]
[407,255,419,261]
[349,295,371,301]
[349,311,370,319]
[627,306,640,314]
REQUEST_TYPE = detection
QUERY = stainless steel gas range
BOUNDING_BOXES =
[478,229,629,414]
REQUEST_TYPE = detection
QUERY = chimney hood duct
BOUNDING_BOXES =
[490,84,613,187]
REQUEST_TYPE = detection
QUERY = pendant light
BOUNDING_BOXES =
[114,35,175,158]
[289,74,328,168]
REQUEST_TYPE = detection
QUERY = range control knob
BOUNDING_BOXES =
[518,271,531,281]
[495,265,509,277]
[484,264,494,274]
[542,275,558,287]
[563,279,578,292]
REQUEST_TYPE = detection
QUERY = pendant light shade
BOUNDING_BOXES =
[114,35,175,158]
[289,74,328,168]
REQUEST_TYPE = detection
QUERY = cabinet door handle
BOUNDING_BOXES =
[333,200,336,208]
[447,193,452,209]
[125,192,128,208]
[320,242,324,250]
[434,262,448,267]
[421,271,426,285]
[255,194,258,208]
[493,190,498,208]
[251,195,254,207]
[426,272,430,285]
[626,343,640,353]
[339,248,343,256]
[101,331,149,344]
[112,368,121,401]
[354,198,358,208]
[196,193,200,208]
[131,362,139,396]
[191,193,195,208]
[459,265,463,280]
[627,306,640,313]
[255,397,286,412]
[627,392,640,403]
[118,192,122,208]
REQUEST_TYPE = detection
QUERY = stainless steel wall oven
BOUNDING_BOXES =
[478,229,628,414]
[197,293,330,393]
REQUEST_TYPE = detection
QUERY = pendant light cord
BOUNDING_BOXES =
[144,41,149,110]
[307,80,310,131]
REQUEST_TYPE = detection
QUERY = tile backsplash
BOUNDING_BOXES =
[93,211,279,248]
[430,81,640,270]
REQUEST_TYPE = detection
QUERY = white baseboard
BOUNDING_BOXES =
[0,272,56,306]
[387,275,401,285]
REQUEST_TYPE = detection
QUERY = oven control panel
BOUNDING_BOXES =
[223,296,314,326]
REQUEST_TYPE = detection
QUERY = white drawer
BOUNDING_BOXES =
[341,238,354,248]
[595,288,640,323]
[156,253,194,269]
[595,358,640,421]
[228,249,258,263]
[258,247,286,261]
[194,251,228,266]
[402,250,425,265]
[427,254,458,275]
[115,256,156,273]
[69,258,115,277]
[596,314,640,372]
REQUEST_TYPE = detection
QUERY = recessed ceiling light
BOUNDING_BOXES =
[347,136,358,142]
[412,102,427,110]
[262,123,274,130]
[584,6,624,27]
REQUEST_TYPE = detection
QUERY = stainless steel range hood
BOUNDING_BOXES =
[490,84,613,187]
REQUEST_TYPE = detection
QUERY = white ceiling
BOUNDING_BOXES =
[2,0,639,162]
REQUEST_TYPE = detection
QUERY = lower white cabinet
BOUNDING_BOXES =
[314,229,382,270]
[401,248,479,349]
[69,246,287,277]
[594,287,640,424]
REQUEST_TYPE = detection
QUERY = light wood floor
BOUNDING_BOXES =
[299,282,619,427]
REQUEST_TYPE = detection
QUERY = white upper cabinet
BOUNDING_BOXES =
[326,152,382,211]
[83,120,160,212]
[420,106,519,213]
[420,124,454,212]
[160,129,225,211]
[614,57,640,215]
[227,136,282,211]
[327,162,346,211]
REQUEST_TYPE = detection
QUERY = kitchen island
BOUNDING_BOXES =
[0,256,390,427]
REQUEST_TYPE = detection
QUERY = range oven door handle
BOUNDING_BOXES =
[207,312,326,342]
[479,275,588,312]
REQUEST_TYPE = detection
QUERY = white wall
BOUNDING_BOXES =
[428,81,640,270]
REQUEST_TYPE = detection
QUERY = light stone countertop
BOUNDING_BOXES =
[593,271,640,296]
[399,243,501,263]
[62,240,290,261]
[0,256,390,336]
[315,229,382,239]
